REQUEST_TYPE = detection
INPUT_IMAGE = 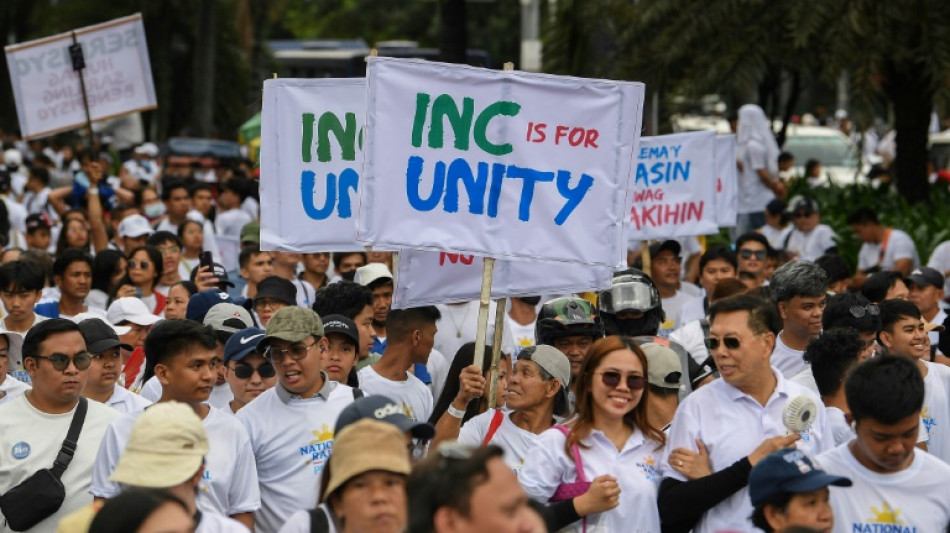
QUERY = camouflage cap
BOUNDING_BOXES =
[256,306,324,352]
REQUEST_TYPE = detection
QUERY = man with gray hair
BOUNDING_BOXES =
[769,260,829,378]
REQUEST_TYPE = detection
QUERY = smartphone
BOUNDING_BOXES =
[199,251,213,271]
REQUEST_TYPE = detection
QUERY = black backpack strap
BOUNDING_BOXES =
[309,506,330,533]
[51,397,88,478]
[700,319,710,339]
[352,387,364,399]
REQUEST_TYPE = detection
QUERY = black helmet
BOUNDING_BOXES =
[535,297,604,346]
[598,269,665,336]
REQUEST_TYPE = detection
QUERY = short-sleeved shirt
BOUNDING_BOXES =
[784,224,838,261]
[857,228,920,272]
[357,365,432,422]
[458,409,539,476]
[771,332,808,379]
[737,139,776,214]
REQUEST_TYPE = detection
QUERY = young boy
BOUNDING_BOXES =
[0,260,48,335]
[24,213,51,253]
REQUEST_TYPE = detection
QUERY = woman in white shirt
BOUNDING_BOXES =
[520,336,666,532]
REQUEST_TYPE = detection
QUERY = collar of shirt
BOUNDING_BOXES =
[723,366,790,407]
[275,371,336,404]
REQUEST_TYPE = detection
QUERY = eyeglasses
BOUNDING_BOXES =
[265,339,319,363]
[254,298,285,310]
[231,362,277,379]
[596,371,645,390]
[739,249,767,261]
[128,260,151,269]
[32,352,93,371]
[849,304,880,318]
[705,336,742,351]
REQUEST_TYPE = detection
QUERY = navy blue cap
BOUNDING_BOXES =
[335,395,435,440]
[224,327,266,363]
[186,290,236,321]
[749,449,851,506]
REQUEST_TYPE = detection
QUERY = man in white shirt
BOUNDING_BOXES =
[78,318,151,414]
[783,196,838,262]
[358,306,440,422]
[649,240,700,337]
[848,207,919,283]
[907,267,947,351]
[506,296,540,358]
[236,306,357,533]
[658,294,832,533]
[676,246,737,328]
[91,319,260,529]
[804,328,867,446]
[770,261,829,378]
[215,179,253,240]
[0,319,118,532]
[152,179,193,234]
[115,213,153,254]
[818,355,950,532]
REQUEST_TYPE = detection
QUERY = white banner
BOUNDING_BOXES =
[627,131,718,240]
[5,14,157,139]
[715,134,738,227]
[259,78,367,252]
[392,249,613,308]
[358,57,643,268]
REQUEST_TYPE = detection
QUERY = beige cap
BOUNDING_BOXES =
[323,419,411,501]
[110,402,209,488]
[640,341,683,389]
[354,263,393,287]
[924,319,946,333]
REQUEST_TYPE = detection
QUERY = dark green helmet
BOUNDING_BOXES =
[535,297,605,345]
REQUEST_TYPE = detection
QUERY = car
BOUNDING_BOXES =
[780,125,865,186]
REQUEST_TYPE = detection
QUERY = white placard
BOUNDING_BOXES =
[259,78,367,252]
[627,131,718,240]
[392,249,613,309]
[715,134,738,227]
[5,14,157,139]
[358,57,643,268]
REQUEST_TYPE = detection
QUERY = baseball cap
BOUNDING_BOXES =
[25,213,51,233]
[203,303,253,334]
[107,298,162,327]
[521,344,571,391]
[70,312,131,335]
[240,221,260,245]
[78,318,133,354]
[908,267,944,290]
[788,195,819,215]
[134,142,159,157]
[335,395,436,440]
[224,327,266,363]
[640,342,683,390]
[924,319,946,333]
[110,402,209,488]
[354,263,393,287]
[117,214,154,238]
[648,239,681,259]
[256,306,324,352]
[765,199,786,216]
[323,419,412,501]
[186,290,237,321]
[189,262,235,288]
[255,276,297,306]
[322,314,359,346]
[748,449,851,506]
[0,329,25,373]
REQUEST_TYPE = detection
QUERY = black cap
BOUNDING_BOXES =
[78,318,133,354]
[649,239,681,258]
[765,199,786,216]
[908,267,945,289]
[322,314,359,346]
[189,262,235,288]
[25,213,51,232]
[335,395,436,440]
[255,276,297,306]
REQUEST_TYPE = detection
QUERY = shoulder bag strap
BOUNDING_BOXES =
[481,409,505,446]
[50,397,88,478]
[309,506,330,533]
[552,424,588,482]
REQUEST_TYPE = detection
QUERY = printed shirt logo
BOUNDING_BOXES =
[401,402,417,421]
[636,455,661,484]
[921,407,937,437]
[299,424,335,474]
[851,502,917,533]
[11,442,30,460]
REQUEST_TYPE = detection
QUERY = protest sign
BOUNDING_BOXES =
[259,78,367,252]
[5,14,156,139]
[392,249,613,308]
[358,57,643,268]
[714,134,738,227]
[627,131,718,241]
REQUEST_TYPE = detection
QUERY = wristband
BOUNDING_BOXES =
[87,188,99,195]
[446,404,466,419]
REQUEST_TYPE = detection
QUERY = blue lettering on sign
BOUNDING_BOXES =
[300,168,359,220]
[12,442,30,460]
[634,161,691,187]
[638,144,682,160]
[405,156,593,225]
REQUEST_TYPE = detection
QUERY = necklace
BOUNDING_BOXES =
[446,303,471,338]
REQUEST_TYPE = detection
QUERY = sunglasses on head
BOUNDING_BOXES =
[231,362,276,379]
[739,249,767,261]
[705,336,742,350]
[597,370,645,390]
[849,304,880,318]
[128,260,151,269]
[32,352,93,371]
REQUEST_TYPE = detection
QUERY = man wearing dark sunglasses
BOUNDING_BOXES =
[0,319,118,531]
[770,261,829,380]
[223,326,276,415]
[735,233,772,287]
[783,196,838,262]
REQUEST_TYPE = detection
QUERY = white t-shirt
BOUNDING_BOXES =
[458,409,539,476]
[658,290,695,339]
[0,313,48,336]
[521,424,663,533]
[760,224,793,252]
[0,396,117,533]
[668,319,709,366]
[235,382,356,533]
[279,507,338,533]
[789,365,819,395]
[357,365,432,422]
[785,224,838,261]
[506,316,536,359]
[102,384,152,414]
[857,228,920,272]
[921,361,950,463]
[434,301,515,366]
[0,376,30,406]
[660,369,833,533]
[930,309,948,350]
[825,406,854,447]
[140,377,233,410]
[216,208,253,240]
[771,332,808,378]
[817,444,950,532]
[927,240,950,300]
[737,138,776,214]
[675,295,706,332]
[425,348,451,404]
[197,510,252,533]
[91,406,260,517]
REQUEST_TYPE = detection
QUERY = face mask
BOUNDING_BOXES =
[143,203,165,219]
[340,270,357,282]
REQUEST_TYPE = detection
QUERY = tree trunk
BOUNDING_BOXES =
[777,70,801,148]
[884,63,932,204]
[193,0,217,137]
[440,0,468,64]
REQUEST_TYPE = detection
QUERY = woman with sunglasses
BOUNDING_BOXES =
[113,246,165,315]
[520,336,665,532]
[222,327,276,415]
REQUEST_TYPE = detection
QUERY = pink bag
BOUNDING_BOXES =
[549,425,591,532]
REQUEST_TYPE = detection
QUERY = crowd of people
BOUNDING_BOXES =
[1,111,950,533]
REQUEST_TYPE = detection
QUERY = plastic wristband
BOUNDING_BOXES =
[87,188,99,195]
[446,405,466,419]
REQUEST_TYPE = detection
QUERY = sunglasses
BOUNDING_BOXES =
[128,260,151,269]
[32,352,93,371]
[739,249,767,261]
[265,339,319,363]
[849,304,880,318]
[792,211,814,219]
[597,370,646,390]
[231,362,277,379]
[705,337,742,350]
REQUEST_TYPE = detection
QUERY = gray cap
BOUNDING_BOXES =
[523,344,571,390]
